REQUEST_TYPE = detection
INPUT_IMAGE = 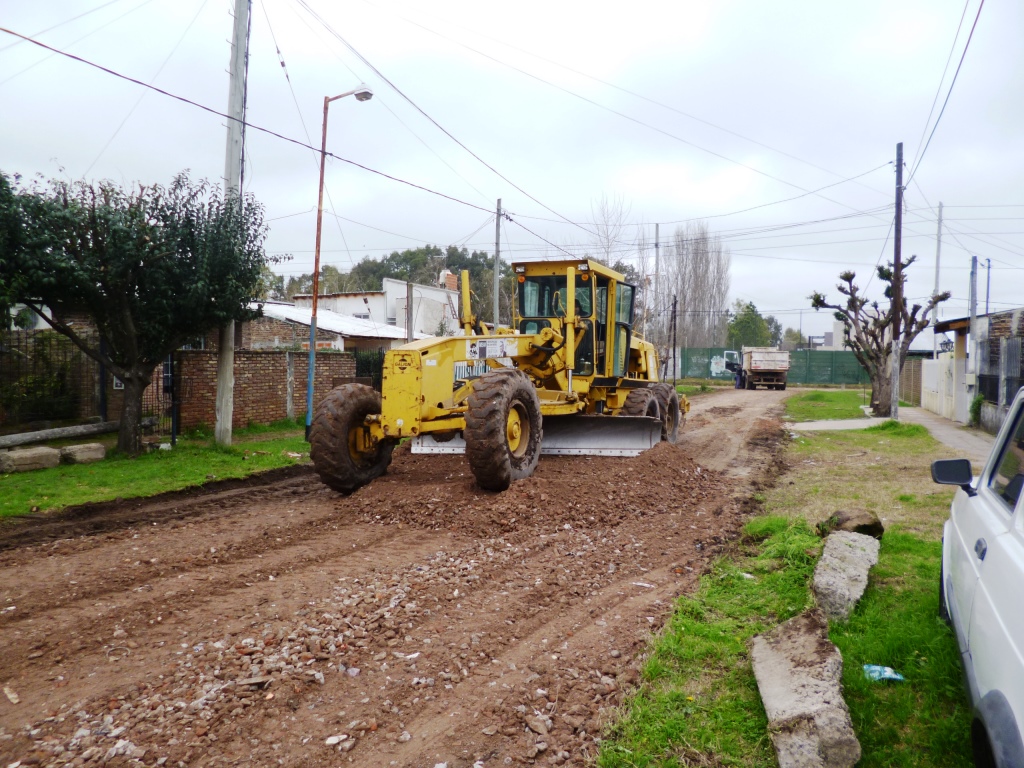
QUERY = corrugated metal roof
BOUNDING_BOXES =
[251,302,429,341]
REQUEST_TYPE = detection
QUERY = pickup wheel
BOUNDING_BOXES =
[464,369,543,491]
[310,384,395,494]
[939,544,951,625]
[651,383,681,443]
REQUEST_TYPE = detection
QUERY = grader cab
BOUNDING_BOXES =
[309,259,688,492]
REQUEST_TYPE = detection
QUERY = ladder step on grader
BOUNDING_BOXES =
[309,259,689,493]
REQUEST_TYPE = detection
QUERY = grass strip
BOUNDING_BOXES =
[785,389,869,421]
[598,516,819,767]
[830,531,972,765]
[599,419,972,767]
[0,432,308,518]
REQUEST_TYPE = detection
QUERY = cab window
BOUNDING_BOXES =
[989,407,1024,513]
[519,275,593,318]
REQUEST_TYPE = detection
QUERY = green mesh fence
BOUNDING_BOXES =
[671,348,869,385]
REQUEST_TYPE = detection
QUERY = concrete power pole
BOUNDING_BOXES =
[654,223,660,349]
[932,202,943,358]
[215,0,250,446]
[970,255,978,386]
[493,199,501,329]
[890,142,904,420]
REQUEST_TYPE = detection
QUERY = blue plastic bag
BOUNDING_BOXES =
[863,664,905,682]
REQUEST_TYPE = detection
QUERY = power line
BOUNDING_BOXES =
[0,0,129,54]
[907,0,985,183]
[0,0,160,87]
[362,0,900,209]
[909,0,972,176]
[291,0,599,240]
[82,0,210,177]
[0,26,497,215]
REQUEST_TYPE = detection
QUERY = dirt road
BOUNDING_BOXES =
[0,389,787,767]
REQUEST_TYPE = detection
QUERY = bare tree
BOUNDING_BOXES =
[591,193,634,265]
[810,257,950,416]
[664,222,731,350]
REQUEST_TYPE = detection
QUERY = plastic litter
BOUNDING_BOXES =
[863,664,905,682]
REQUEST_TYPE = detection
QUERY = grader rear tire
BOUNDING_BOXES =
[652,383,681,443]
[310,384,394,494]
[622,388,661,419]
[464,369,543,491]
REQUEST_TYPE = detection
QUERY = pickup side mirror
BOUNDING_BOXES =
[932,458,977,497]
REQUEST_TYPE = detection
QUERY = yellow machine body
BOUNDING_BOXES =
[359,259,686,446]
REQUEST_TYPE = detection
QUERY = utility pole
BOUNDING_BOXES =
[493,199,501,329]
[670,295,678,385]
[985,258,991,315]
[890,142,904,420]
[654,223,660,348]
[406,281,414,343]
[215,0,249,446]
[969,255,978,385]
[932,202,943,358]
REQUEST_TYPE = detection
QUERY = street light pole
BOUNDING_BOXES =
[306,86,373,441]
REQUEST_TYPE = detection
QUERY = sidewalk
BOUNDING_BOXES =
[788,406,995,465]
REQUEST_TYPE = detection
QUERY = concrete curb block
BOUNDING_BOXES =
[750,610,861,768]
[812,531,880,621]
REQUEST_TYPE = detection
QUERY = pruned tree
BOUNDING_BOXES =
[810,258,950,416]
[0,171,274,454]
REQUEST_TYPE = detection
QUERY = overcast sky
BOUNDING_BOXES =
[2,0,1021,345]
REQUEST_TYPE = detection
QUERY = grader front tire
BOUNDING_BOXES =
[464,369,543,491]
[622,388,661,420]
[310,384,394,494]
[652,383,681,443]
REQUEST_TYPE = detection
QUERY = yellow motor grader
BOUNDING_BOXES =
[309,259,688,492]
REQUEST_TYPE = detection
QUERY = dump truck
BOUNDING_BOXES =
[309,259,689,493]
[726,347,790,390]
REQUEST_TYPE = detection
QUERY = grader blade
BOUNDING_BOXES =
[539,415,661,456]
[411,415,661,458]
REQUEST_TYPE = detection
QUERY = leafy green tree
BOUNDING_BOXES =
[726,301,771,349]
[765,315,782,346]
[0,171,274,455]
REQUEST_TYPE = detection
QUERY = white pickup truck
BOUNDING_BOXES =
[932,386,1024,767]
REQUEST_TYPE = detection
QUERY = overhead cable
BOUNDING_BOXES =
[291,0,600,239]
[907,0,985,183]
[0,26,496,215]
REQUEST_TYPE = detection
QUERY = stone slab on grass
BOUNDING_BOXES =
[0,446,61,473]
[60,443,107,464]
[751,609,861,768]
[813,531,880,621]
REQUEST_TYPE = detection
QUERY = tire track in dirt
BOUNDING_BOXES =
[0,390,788,767]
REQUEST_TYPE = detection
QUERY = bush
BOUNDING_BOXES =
[969,394,984,427]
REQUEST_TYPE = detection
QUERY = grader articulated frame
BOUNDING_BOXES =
[310,259,688,492]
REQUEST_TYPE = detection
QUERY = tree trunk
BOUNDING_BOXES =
[117,373,150,455]
[871,369,893,417]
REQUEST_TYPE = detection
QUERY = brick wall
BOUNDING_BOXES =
[176,349,356,430]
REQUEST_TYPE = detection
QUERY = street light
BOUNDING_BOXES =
[306,86,373,440]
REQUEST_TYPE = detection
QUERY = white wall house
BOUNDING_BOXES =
[293,275,460,338]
